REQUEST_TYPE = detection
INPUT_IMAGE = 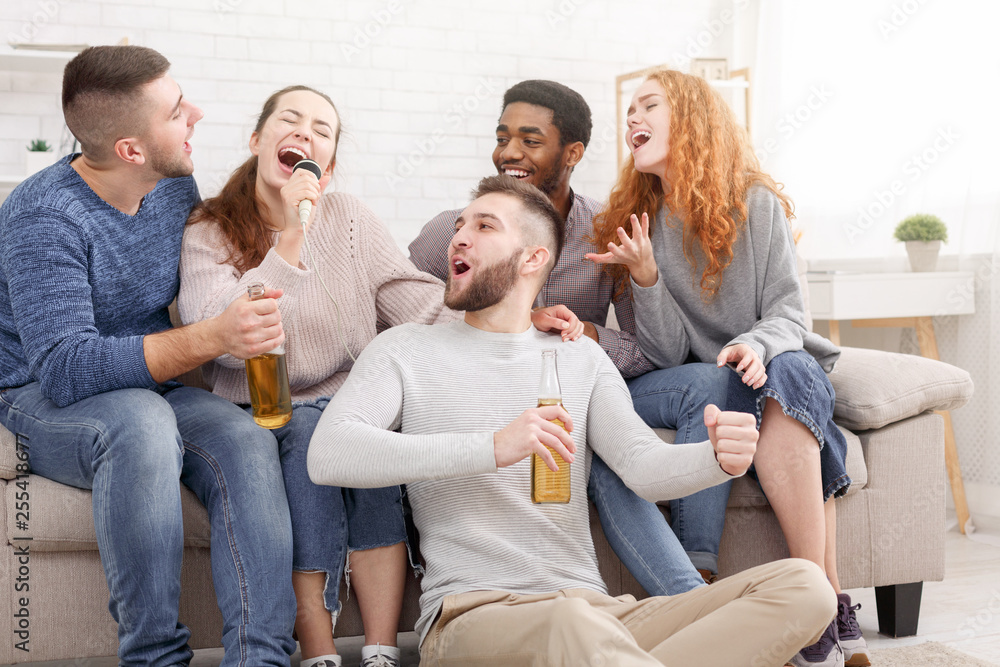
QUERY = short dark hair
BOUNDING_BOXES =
[502,80,592,148]
[62,45,171,161]
[472,175,564,273]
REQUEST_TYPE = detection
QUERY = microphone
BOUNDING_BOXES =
[293,159,323,226]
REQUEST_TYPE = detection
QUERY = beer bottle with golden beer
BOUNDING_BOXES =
[244,282,292,429]
[531,349,570,503]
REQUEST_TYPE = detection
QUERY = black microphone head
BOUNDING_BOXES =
[293,158,323,179]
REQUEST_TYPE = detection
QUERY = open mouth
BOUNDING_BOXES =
[631,130,652,150]
[278,145,309,172]
[501,165,531,180]
[451,257,471,277]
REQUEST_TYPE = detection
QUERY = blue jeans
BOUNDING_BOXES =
[0,383,296,666]
[249,399,408,621]
[625,363,732,575]
[727,350,851,501]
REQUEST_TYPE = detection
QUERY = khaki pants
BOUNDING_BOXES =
[420,559,835,667]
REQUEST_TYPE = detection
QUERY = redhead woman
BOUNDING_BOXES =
[587,69,869,667]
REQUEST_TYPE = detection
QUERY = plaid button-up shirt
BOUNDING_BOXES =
[408,192,655,378]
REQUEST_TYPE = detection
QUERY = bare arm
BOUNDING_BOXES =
[144,287,285,382]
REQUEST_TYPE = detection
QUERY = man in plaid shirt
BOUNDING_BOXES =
[409,80,732,593]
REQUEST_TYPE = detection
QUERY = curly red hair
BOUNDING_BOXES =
[592,69,793,300]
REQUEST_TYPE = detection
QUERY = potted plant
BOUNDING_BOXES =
[893,214,948,272]
[25,139,57,177]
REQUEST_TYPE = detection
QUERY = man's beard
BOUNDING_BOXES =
[534,159,562,196]
[444,247,522,312]
[147,141,193,179]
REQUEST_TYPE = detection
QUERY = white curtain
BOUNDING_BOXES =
[748,0,1000,513]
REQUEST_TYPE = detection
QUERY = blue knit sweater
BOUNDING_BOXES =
[0,154,199,406]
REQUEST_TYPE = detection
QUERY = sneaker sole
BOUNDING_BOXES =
[845,655,871,667]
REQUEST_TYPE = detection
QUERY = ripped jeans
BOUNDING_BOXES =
[255,398,408,624]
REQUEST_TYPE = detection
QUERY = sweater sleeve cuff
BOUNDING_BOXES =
[246,248,310,291]
[124,335,158,389]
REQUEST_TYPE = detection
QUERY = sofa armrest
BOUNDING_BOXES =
[829,347,973,431]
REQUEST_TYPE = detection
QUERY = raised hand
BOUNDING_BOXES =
[280,166,327,233]
[704,404,757,477]
[584,212,658,287]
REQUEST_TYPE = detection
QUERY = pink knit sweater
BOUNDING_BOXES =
[178,192,458,403]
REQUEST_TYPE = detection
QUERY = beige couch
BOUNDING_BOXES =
[0,346,973,663]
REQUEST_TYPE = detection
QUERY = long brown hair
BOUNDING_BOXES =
[592,69,793,300]
[188,85,341,274]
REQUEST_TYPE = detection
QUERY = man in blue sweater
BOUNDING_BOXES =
[0,46,295,664]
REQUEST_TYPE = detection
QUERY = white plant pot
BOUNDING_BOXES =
[25,150,57,177]
[905,240,942,272]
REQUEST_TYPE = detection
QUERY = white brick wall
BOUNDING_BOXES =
[0,0,741,247]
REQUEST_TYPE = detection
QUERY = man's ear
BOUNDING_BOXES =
[562,141,585,169]
[520,245,551,277]
[113,137,145,166]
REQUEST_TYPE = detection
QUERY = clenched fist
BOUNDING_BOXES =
[704,404,757,476]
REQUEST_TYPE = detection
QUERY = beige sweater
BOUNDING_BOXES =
[178,192,458,403]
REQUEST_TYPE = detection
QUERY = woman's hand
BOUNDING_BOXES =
[531,304,585,342]
[584,212,658,287]
[280,167,327,233]
[717,344,767,390]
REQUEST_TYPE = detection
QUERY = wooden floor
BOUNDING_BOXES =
[12,517,1000,666]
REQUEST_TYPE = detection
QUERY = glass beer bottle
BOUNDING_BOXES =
[244,282,292,429]
[531,349,571,503]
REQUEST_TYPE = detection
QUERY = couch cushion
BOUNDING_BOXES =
[5,474,211,552]
[652,425,866,508]
[0,425,18,480]
[829,347,973,431]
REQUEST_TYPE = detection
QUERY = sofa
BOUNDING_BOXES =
[0,346,973,663]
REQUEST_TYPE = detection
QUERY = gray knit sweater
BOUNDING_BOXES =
[632,185,840,371]
[308,321,735,644]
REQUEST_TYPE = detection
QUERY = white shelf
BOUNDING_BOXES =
[806,271,975,320]
[0,48,79,74]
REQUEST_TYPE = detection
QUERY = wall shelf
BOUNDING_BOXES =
[0,47,81,74]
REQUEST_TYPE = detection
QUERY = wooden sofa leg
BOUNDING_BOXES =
[874,582,923,637]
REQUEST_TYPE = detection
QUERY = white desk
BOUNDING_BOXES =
[806,271,975,533]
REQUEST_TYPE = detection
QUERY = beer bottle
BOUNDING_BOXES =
[531,349,570,503]
[244,282,292,429]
